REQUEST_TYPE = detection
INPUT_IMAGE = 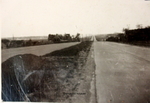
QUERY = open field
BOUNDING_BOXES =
[2,34,81,49]
[1,38,52,49]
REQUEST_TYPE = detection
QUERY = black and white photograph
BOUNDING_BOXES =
[1,0,150,102]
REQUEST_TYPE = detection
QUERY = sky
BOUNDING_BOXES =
[1,0,150,37]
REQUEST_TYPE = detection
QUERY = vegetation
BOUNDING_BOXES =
[95,26,150,47]
[1,33,94,49]
[1,39,52,49]
[43,41,93,56]
[1,33,81,49]
[123,26,150,42]
[95,34,117,41]
[48,33,80,43]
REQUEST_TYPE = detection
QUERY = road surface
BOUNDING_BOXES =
[2,42,79,62]
[94,40,150,103]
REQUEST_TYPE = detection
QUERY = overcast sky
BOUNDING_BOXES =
[2,0,150,37]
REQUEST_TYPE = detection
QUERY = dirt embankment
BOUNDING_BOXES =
[2,41,94,102]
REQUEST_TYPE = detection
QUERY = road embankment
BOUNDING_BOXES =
[64,42,96,103]
[2,41,94,102]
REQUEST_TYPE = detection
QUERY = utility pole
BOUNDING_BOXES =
[86,34,87,41]
[13,34,14,40]
[82,34,83,42]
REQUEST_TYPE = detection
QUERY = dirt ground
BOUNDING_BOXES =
[64,44,96,103]
[2,42,95,102]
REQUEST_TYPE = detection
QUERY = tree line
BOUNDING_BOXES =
[106,25,150,43]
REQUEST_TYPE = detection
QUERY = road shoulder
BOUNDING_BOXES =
[64,44,97,103]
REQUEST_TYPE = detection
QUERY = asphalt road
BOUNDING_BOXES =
[94,41,150,103]
[1,42,79,63]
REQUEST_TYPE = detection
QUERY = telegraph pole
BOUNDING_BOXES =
[13,34,14,40]
[82,33,83,42]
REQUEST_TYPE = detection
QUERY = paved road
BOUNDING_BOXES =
[2,42,79,62]
[94,40,150,103]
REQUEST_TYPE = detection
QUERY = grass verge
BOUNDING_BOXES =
[43,41,93,56]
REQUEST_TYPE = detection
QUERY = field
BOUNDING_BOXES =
[2,41,94,102]
[1,35,92,49]
[1,38,52,49]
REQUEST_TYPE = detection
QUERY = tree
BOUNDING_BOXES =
[136,24,143,29]
[122,28,129,33]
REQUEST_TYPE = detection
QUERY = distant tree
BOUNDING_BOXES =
[26,39,33,46]
[75,33,80,42]
[122,28,129,33]
[145,26,150,29]
[136,24,143,29]
[72,35,74,38]
[64,34,72,41]
[76,33,80,37]
[2,39,10,44]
